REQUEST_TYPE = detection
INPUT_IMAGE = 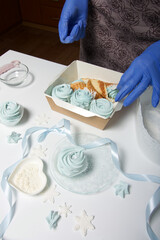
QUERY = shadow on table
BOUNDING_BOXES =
[105,101,137,130]
[19,108,30,125]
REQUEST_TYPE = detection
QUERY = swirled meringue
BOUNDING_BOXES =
[70,89,92,110]
[0,101,24,126]
[52,84,73,102]
[57,146,88,178]
[72,78,84,83]
[90,98,113,118]
[107,86,119,99]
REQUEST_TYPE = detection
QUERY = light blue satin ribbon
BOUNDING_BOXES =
[81,138,160,240]
[0,163,17,240]
[38,125,160,240]
[21,118,74,158]
[0,118,160,240]
[0,119,72,239]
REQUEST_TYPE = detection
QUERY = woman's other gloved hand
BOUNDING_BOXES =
[58,0,88,44]
[115,40,160,107]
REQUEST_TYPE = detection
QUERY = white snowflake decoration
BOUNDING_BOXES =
[43,185,60,204]
[29,144,48,159]
[34,113,51,125]
[74,210,95,236]
[58,203,72,217]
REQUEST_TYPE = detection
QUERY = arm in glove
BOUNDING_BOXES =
[58,0,88,44]
[115,40,160,107]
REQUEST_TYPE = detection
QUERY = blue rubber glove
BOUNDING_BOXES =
[58,0,88,43]
[115,40,160,107]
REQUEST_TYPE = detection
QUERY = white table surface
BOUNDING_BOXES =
[0,50,159,240]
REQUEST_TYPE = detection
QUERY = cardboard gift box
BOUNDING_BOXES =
[44,60,123,130]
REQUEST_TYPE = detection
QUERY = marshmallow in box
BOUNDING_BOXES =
[44,60,123,130]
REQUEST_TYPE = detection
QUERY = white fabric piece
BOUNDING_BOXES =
[136,87,160,165]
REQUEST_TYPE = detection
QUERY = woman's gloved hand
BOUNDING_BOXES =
[58,0,88,44]
[115,40,160,107]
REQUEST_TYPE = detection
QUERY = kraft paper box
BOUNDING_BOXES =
[44,60,123,130]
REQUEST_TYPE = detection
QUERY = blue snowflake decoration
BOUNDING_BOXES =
[7,131,22,143]
[46,211,61,229]
[114,181,130,198]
